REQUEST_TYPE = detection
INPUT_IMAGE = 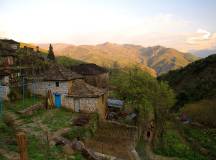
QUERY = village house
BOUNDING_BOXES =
[71,63,109,89]
[0,39,20,100]
[0,39,20,67]
[28,65,108,119]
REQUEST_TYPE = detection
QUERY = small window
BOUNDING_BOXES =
[56,81,59,87]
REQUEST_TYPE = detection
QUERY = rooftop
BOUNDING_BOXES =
[0,39,20,45]
[71,63,108,75]
[68,79,106,98]
[43,64,83,81]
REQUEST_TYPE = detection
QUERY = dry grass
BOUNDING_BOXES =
[182,99,216,127]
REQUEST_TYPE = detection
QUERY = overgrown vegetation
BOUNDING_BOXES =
[159,54,216,110]
[110,67,175,144]
[64,113,98,140]
[154,122,207,160]
[56,56,85,67]
[180,125,216,158]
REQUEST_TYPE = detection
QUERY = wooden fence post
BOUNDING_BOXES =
[16,132,28,160]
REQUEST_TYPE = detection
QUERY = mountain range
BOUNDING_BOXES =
[191,48,216,58]
[38,42,198,76]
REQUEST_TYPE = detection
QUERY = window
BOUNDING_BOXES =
[56,81,59,87]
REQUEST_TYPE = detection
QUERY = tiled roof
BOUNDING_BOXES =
[68,79,106,98]
[71,63,108,75]
[43,64,83,81]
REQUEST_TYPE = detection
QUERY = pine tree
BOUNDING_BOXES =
[47,44,55,61]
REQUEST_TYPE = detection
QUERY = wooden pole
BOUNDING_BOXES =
[16,132,28,160]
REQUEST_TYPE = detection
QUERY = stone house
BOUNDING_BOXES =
[0,39,20,100]
[0,39,20,67]
[65,79,107,120]
[0,39,20,51]
[0,70,10,100]
[71,63,109,89]
[28,65,107,119]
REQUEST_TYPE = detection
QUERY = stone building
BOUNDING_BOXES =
[71,63,109,89]
[65,79,107,120]
[0,39,20,100]
[0,70,10,100]
[0,39,20,51]
[28,65,107,119]
[0,39,19,67]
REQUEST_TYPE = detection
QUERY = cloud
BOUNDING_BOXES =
[186,29,211,44]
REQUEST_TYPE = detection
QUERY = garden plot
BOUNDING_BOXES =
[85,122,137,160]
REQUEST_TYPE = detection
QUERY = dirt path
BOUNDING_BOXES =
[0,148,19,160]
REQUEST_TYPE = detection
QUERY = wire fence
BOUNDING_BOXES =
[0,76,44,116]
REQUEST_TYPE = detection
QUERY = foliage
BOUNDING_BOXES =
[136,138,148,160]
[40,109,78,131]
[72,153,86,160]
[28,135,63,160]
[5,96,43,112]
[64,113,99,140]
[159,54,216,110]
[16,47,50,74]
[182,125,216,158]
[47,44,55,61]
[0,119,18,152]
[154,123,207,160]
[182,99,216,127]
[111,67,175,140]
[56,56,84,67]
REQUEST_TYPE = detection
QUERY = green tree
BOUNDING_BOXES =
[111,67,175,140]
[47,44,55,61]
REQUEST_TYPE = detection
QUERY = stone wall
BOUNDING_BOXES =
[28,80,70,96]
[62,95,107,120]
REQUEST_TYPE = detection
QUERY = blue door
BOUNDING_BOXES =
[54,93,61,108]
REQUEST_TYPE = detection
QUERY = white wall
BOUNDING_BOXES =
[28,81,69,96]
[0,85,10,100]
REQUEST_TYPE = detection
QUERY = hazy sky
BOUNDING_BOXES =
[0,0,216,51]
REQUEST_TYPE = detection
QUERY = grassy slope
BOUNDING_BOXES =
[2,97,86,160]
[20,42,85,67]
[154,122,207,160]
[182,99,216,127]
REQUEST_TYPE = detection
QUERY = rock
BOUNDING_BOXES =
[63,144,75,155]
[200,147,209,155]
[71,140,85,151]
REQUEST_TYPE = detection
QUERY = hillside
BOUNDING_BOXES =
[38,43,198,76]
[19,43,84,67]
[159,54,216,109]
